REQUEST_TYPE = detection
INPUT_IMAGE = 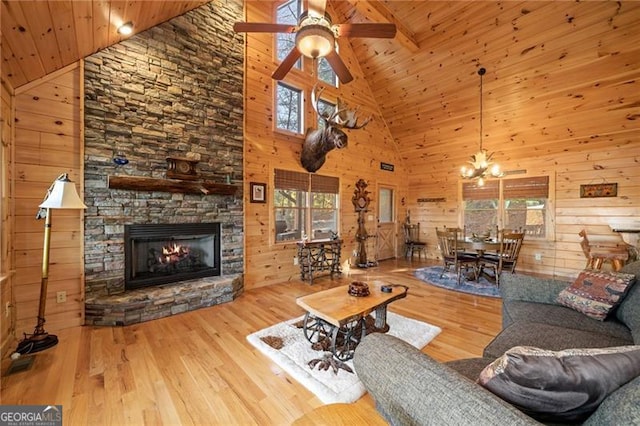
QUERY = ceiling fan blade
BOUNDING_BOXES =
[233,22,296,33]
[324,50,353,84]
[335,23,397,39]
[307,0,327,18]
[272,47,302,80]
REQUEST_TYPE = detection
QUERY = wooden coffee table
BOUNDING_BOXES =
[296,281,408,361]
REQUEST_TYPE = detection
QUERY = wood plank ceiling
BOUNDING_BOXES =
[331,1,640,165]
[3,0,639,161]
[1,0,209,88]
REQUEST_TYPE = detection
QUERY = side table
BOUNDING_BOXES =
[297,239,342,284]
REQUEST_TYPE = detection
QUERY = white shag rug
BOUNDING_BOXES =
[246,312,441,404]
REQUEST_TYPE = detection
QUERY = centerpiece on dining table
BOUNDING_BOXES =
[471,230,493,242]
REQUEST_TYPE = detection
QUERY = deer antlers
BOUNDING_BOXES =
[311,84,371,130]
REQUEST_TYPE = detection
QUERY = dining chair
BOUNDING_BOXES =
[446,226,478,257]
[403,223,426,260]
[479,231,525,285]
[435,227,478,284]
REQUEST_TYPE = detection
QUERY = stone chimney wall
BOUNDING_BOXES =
[83,1,244,299]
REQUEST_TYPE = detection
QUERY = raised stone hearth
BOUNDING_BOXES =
[85,274,243,326]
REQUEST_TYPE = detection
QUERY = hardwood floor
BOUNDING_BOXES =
[1,259,502,425]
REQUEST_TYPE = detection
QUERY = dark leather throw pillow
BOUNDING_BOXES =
[478,345,640,423]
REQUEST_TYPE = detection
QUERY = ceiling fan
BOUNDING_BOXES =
[233,0,396,84]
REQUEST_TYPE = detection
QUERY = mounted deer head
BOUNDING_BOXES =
[300,85,371,173]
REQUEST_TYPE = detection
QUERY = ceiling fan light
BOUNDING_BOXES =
[296,25,334,58]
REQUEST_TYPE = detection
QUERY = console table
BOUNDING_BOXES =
[297,239,342,284]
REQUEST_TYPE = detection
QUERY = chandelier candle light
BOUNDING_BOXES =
[460,67,502,186]
[12,174,86,358]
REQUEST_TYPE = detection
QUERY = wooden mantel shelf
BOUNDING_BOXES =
[108,175,238,195]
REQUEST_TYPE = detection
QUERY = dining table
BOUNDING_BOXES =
[459,238,501,282]
[460,238,500,255]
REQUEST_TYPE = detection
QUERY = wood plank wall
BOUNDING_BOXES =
[1,79,15,357]
[242,1,408,290]
[12,63,84,336]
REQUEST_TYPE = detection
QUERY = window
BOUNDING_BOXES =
[462,176,549,239]
[316,98,335,128]
[276,82,303,133]
[379,188,394,223]
[274,169,339,242]
[317,57,338,86]
[504,177,549,237]
[462,180,499,237]
[276,0,301,70]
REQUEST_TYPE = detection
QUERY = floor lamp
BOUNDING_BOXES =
[13,174,86,357]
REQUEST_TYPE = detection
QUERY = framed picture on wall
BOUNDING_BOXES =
[250,182,266,203]
[580,183,617,198]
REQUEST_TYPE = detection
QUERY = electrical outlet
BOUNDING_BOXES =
[534,253,542,261]
[293,257,298,266]
[56,291,67,303]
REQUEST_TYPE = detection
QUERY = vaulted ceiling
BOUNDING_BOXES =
[3,1,639,165]
[1,0,209,88]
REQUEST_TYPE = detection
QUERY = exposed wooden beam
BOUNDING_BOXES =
[344,0,420,53]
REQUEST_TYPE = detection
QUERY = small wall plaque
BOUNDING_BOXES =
[380,162,394,172]
[580,183,617,198]
[417,197,446,203]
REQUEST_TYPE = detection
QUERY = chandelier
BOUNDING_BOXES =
[460,67,502,186]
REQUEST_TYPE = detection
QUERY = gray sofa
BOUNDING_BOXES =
[354,260,640,425]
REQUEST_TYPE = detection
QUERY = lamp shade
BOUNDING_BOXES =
[296,25,334,58]
[39,174,87,210]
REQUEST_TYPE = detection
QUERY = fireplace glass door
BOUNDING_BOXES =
[125,223,221,290]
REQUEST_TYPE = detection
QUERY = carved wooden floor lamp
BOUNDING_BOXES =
[13,174,86,358]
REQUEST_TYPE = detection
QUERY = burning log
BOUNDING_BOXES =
[147,242,200,273]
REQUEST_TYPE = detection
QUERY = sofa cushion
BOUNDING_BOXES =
[354,333,538,425]
[584,374,640,425]
[483,321,633,359]
[617,261,640,344]
[502,301,633,341]
[445,357,495,382]
[556,270,636,320]
[478,345,640,423]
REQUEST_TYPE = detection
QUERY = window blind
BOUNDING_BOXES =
[462,180,499,200]
[504,176,549,199]
[274,169,308,191]
[275,169,339,193]
[311,174,339,194]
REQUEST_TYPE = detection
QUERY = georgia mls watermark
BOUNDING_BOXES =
[0,405,62,426]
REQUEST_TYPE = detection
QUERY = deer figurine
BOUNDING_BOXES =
[300,85,371,173]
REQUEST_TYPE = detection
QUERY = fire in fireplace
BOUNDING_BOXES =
[124,223,221,290]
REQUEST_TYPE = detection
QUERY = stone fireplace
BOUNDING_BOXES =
[82,2,245,326]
